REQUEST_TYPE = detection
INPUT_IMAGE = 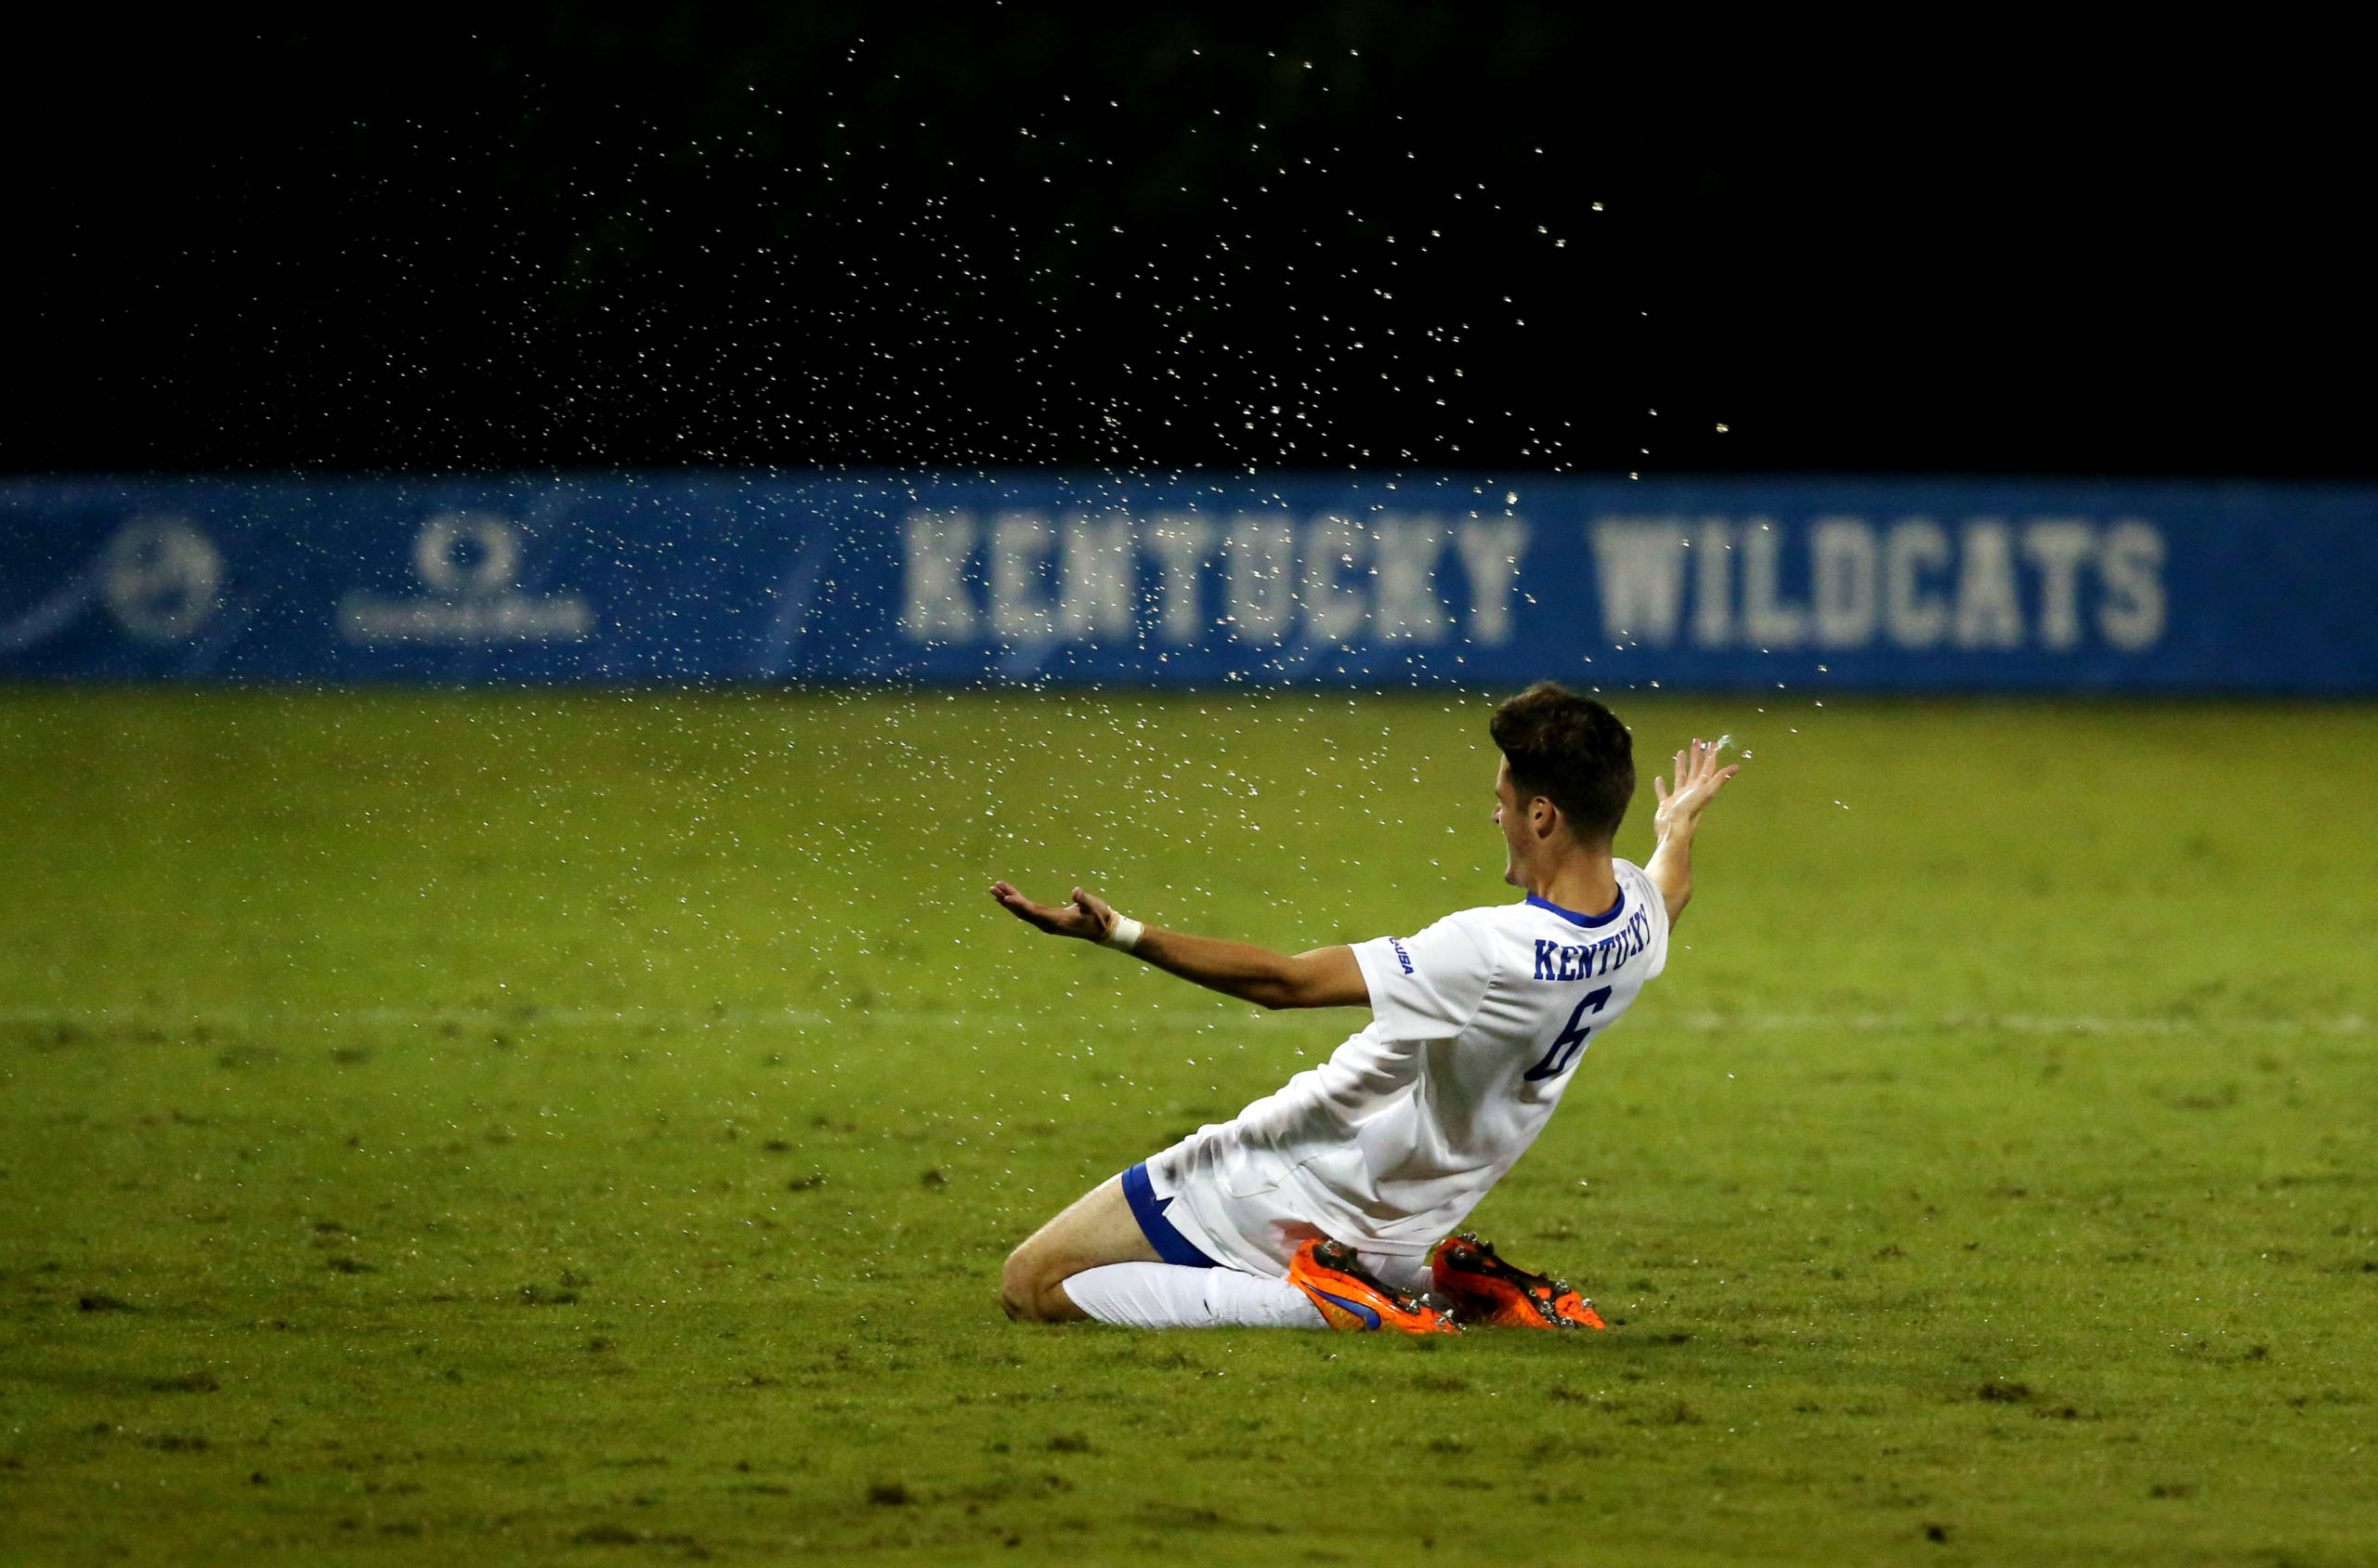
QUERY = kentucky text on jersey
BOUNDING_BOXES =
[1533,908,1653,981]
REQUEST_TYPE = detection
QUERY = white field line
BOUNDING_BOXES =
[0,1005,2367,1037]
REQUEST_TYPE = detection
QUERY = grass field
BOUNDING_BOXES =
[3,686,2374,1566]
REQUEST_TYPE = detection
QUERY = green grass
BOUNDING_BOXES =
[3,686,2374,1566]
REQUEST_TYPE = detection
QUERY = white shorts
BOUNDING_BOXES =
[1142,1130,1432,1296]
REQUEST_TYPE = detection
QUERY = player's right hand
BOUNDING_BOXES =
[1651,737,1740,841]
[989,880,1118,942]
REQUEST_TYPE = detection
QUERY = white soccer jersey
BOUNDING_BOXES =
[1156,859,1669,1271]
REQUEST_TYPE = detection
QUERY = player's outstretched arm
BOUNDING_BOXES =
[1644,737,1741,929]
[988,881,1367,1010]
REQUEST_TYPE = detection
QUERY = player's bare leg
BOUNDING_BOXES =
[1003,1175,1329,1328]
[1000,1176,1160,1322]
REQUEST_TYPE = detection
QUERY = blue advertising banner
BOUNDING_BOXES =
[3,474,2373,692]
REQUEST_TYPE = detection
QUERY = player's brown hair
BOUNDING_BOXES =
[1488,681,1635,844]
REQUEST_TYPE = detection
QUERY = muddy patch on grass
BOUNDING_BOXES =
[215,1045,281,1069]
[1136,1502,1284,1535]
[569,1522,702,1549]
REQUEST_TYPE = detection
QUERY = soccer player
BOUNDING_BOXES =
[989,682,1739,1332]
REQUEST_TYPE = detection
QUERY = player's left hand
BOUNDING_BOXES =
[989,880,1119,942]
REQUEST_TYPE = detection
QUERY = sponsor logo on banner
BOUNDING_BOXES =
[104,518,225,643]
[340,513,594,644]
[0,516,223,651]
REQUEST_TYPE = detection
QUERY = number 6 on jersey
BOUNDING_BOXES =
[1523,986,1613,1082]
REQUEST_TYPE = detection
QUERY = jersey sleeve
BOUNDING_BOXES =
[1351,909,1498,1040]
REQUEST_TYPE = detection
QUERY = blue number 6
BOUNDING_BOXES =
[1523,986,1613,1081]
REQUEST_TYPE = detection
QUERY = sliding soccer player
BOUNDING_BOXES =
[990,682,1739,1332]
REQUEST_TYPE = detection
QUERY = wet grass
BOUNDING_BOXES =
[2,686,2374,1565]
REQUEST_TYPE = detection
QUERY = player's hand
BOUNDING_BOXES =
[1652,737,1740,841]
[989,880,1119,942]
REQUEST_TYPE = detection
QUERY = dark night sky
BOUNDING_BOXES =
[8,7,2366,478]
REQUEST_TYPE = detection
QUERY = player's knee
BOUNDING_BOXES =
[999,1245,1056,1323]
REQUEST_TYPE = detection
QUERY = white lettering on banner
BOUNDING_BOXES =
[1691,520,1732,647]
[1059,516,1134,643]
[1302,516,1368,643]
[989,512,1059,643]
[1224,516,1298,643]
[899,510,976,639]
[889,509,2173,657]
[1885,520,1953,647]
[2098,520,2165,649]
[1810,519,1878,648]
[105,517,223,644]
[1143,515,1214,646]
[1588,521,1687,646]
[892,507,1530,650]
[341,514,592,645]
[1454,520,1528,647]
[1953,522,2024,648]
[1372,516,1447,643]
[1585,515,2169,655]
[2020,521,2094,649]
[1741,521,1808,647]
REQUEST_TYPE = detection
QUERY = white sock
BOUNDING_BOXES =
[1203,1266,1326,1327]
[1061,1263,1325,1329]
[1358,1249,1432,1297]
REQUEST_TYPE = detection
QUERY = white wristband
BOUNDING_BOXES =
[1101,914,1144,953]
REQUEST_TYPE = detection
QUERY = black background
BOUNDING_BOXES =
[8,7,2365,477]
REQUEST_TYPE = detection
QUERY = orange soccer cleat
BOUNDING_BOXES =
[1287,1239,1463,1334]
[1430,1233,1607,1329]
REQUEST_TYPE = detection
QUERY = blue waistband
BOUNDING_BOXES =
[1121,1161,1217,1269]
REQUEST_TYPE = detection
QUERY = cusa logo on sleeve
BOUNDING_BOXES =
[1388,937,1416,975]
